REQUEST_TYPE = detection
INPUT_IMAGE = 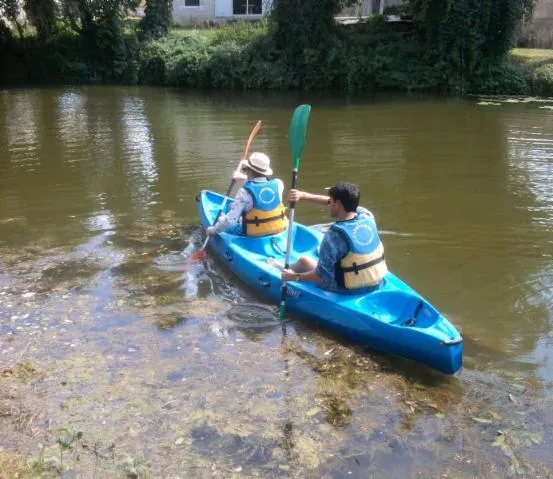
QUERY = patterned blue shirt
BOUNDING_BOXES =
[315,207,379,294]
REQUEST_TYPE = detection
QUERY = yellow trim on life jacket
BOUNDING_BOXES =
[243,204,288,237]
[340,242,387,289]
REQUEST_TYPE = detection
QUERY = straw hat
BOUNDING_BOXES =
[245,152,273,176]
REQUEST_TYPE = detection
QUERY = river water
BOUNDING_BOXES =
[1,87,552,477]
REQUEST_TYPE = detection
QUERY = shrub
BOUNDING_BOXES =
[530,63,553,96]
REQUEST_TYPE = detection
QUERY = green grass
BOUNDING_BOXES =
[509,48,553,96]
[510,48,553,65]
[168,26,217,40]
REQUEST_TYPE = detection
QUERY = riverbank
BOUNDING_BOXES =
[1,223,552,478]
[1,21,553,95]
[511,48,553,96]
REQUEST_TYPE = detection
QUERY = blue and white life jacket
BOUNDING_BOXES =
[331,213,387,289]
[242,180,287,237]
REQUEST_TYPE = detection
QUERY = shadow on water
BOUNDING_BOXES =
[226,303,281,331]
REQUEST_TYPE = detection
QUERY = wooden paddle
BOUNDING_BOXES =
[279,105,311,323]
[190,120,262,262]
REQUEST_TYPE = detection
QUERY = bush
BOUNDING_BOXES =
[467,63,528,95]
[0,17,540,95]
[530,63,553,96]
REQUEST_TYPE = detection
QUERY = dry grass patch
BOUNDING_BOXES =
[0,363,43,435]
[0,395,39,434]
[0,450,28,479]
[510,48,553,66]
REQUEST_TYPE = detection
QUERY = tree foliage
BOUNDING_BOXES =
[0,0,542,93]
[271,0,357,88]
[270,0,536,91]
[25,0,57,39]
[0,0,20,37]
[140,0,172,40]
[408,0,535,86]
[0,0,19,24]
[272,0,356,50]
[61,0,138,34]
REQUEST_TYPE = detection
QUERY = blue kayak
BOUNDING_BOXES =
[198,190,463,375]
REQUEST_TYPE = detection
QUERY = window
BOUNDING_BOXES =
[233,0,262,15]
[185,0,200,6]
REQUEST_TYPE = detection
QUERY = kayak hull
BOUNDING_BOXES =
[198,190,463,375]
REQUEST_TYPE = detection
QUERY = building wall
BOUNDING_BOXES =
[522,0,553,48]
[172,0,403,26]
[173,0,215,26]
[338,0,403,17]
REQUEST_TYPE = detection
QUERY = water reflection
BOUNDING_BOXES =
[1,90,40,167]
[121,97,158,214]
[500,104,553,383]
[56,90,89,159]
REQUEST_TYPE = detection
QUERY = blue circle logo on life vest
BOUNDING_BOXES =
[258,187,276,205]
[353,224,375,247]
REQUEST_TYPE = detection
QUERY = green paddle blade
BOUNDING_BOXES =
[288,104,311,170]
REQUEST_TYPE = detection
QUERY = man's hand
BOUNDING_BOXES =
[281,268,299,281]
[206,226,217,236]
[288,189,304,203]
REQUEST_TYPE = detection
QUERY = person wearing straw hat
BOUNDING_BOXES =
[206,152,288,237]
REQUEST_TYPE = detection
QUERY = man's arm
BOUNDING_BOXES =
[281,231,347,290]
[312,231,346,290]
[289,189,329,206]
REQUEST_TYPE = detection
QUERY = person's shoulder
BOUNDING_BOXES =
[357,206,374,218]
[323,227,348,246]
[273,178,285,193]
[236,186,252,199]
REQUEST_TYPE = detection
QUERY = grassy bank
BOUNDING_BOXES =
[510,48,553,96]
[1,20,553,95]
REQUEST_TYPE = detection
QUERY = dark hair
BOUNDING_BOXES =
[328,182,360,212]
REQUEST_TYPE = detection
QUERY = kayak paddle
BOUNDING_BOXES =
[279,104,311,322]
[190,120,262,262]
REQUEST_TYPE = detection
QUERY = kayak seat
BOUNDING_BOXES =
[292,225,321,255]
[354,288,440,327]
[400,300,440,328]
[353,290,405,324]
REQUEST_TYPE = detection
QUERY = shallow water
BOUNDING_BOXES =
[1,88,552,477]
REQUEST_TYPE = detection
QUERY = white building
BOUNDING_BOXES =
[172,0,403,27]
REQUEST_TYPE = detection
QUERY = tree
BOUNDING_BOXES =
[0,0,22,37]
[140,0,172,40]
[25,0,57,39]
[272,0,354,51]
[61,0,139,34]
[409,0,536,76]
[271,0,356,87]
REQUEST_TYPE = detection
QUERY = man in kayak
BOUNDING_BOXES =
[205,152,288,237]
[274,182,387,293]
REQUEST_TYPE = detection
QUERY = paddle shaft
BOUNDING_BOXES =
[278,104,311,323]
[283,169,298,270]
[198,120,262,254]
[279,166,299,323]
[199,178,236,250]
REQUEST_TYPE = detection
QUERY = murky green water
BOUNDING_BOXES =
[1,87,553,477]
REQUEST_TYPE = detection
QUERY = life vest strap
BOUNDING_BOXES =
[243,210,286,226]
[342,254,385,275]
